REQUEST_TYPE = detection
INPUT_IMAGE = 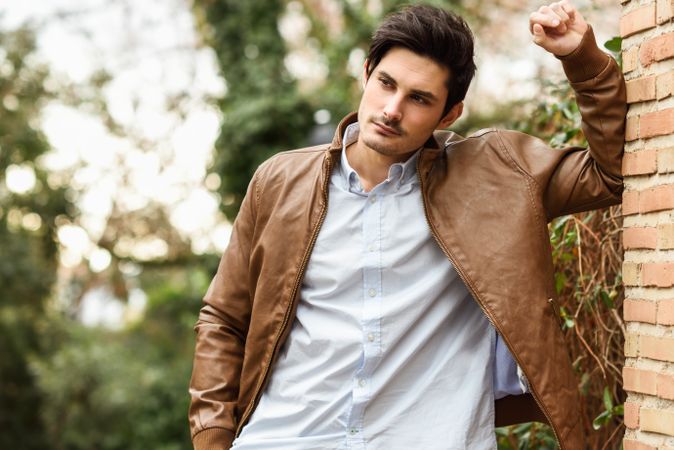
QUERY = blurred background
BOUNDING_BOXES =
[0,0,623,448]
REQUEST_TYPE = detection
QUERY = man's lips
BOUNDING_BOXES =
[373,121,401,136]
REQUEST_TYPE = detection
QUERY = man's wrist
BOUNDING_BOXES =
[556,25,611,83]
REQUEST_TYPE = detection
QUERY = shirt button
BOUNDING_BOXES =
[368,243,376,252]
[368,288,376,297]
[367,333,375,342]
[369,195,376,204]
[349,428,359,435]
[358,379,366,387]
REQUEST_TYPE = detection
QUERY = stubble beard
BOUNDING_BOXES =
[361,115,407,157]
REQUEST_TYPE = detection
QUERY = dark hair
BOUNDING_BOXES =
[366,4,477,115]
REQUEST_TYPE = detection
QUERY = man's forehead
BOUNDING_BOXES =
[373,47,449,92]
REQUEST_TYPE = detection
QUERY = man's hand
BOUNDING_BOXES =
[529,0,589,56]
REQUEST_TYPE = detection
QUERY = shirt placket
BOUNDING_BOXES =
[345,184,385,449]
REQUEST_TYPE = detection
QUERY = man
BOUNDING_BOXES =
[189,1,625,449]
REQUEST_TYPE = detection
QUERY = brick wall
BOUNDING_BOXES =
[621,0,674,448]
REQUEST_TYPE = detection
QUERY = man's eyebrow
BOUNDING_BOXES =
[377,70,439,103]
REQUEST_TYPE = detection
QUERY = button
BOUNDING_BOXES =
[368,288,377,297]
[369,195,376,204]
[358,379,366,387]
[349,428,359,435]
[368,243,376,252]
[367,333,375,342]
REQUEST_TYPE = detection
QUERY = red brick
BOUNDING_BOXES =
[657,0,674,24]
[624,46,640,74]
[643,262,674,287]
[623,227,658,249]
[658,299,674,325]
[624,298,658,322]
[640,335,674,361]
[623,366,658,394]
[640,407,674,435]
[621,5,657,37]
[623,150,657,175]
[640,108,674,138]
[627,76,657,103]
[624,440,656,450]
[626,115,639,141]
[639,184,674,213]
[657,372,674,400]
[657,71,674,100]
[624,401,640,429]
[623,190,640,215]
[658,147,674,173]
[640,31,674,66]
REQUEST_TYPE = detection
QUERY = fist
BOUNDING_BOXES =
[529,0,588,56]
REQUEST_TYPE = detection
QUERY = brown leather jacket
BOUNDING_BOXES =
[189,27,626,450]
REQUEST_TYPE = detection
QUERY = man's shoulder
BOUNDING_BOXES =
[432,127,507,150]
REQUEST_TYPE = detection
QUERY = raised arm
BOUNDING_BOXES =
[501,0,626,220]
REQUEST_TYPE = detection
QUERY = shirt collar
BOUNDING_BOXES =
[339,122,419,192]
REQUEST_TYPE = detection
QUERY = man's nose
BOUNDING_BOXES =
[383,94,403,122]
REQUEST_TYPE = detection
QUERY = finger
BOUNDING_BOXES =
[532,23,547,45]
[559,0,576,21]
[530,10,561,30]
[550,2,570,23]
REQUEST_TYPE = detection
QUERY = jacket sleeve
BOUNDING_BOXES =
[499,26,626,221]
[188,169,262,449]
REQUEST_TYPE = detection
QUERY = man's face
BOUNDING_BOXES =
[357,47,463,159]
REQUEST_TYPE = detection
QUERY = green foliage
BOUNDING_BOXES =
[33,320,192,450]
[592,386,624,431]
[496,422,558,449]
[0,25,72,449]
[31,265,209,450]
[192,0,314,220]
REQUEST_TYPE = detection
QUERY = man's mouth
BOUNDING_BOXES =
[372,120,402,136]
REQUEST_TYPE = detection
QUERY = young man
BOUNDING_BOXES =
[189,1,626,448]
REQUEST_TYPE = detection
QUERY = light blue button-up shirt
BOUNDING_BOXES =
[233,123,527,450]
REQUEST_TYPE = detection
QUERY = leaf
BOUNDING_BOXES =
[555,272,567,294]
[613,404,624,416]
[579,372,591,396]
[592,410,611,430]
[604,37,622,53]
[603,386,613,411]
[600,290,615,309]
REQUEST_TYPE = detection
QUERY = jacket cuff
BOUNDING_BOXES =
[192,428,235,450]
[557,25,611,83]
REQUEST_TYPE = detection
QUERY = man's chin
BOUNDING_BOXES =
[360,135,401,156]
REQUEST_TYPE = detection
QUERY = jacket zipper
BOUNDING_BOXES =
[235,153,333,436]
[415,149,564,449]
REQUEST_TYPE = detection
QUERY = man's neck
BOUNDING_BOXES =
[346,138,417,192]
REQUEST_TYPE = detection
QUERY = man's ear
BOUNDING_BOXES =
[362,60,370,89]
[437,102,464,129]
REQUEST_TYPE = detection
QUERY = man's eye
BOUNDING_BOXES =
[379,78,392,87]
[411,95,427,104]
